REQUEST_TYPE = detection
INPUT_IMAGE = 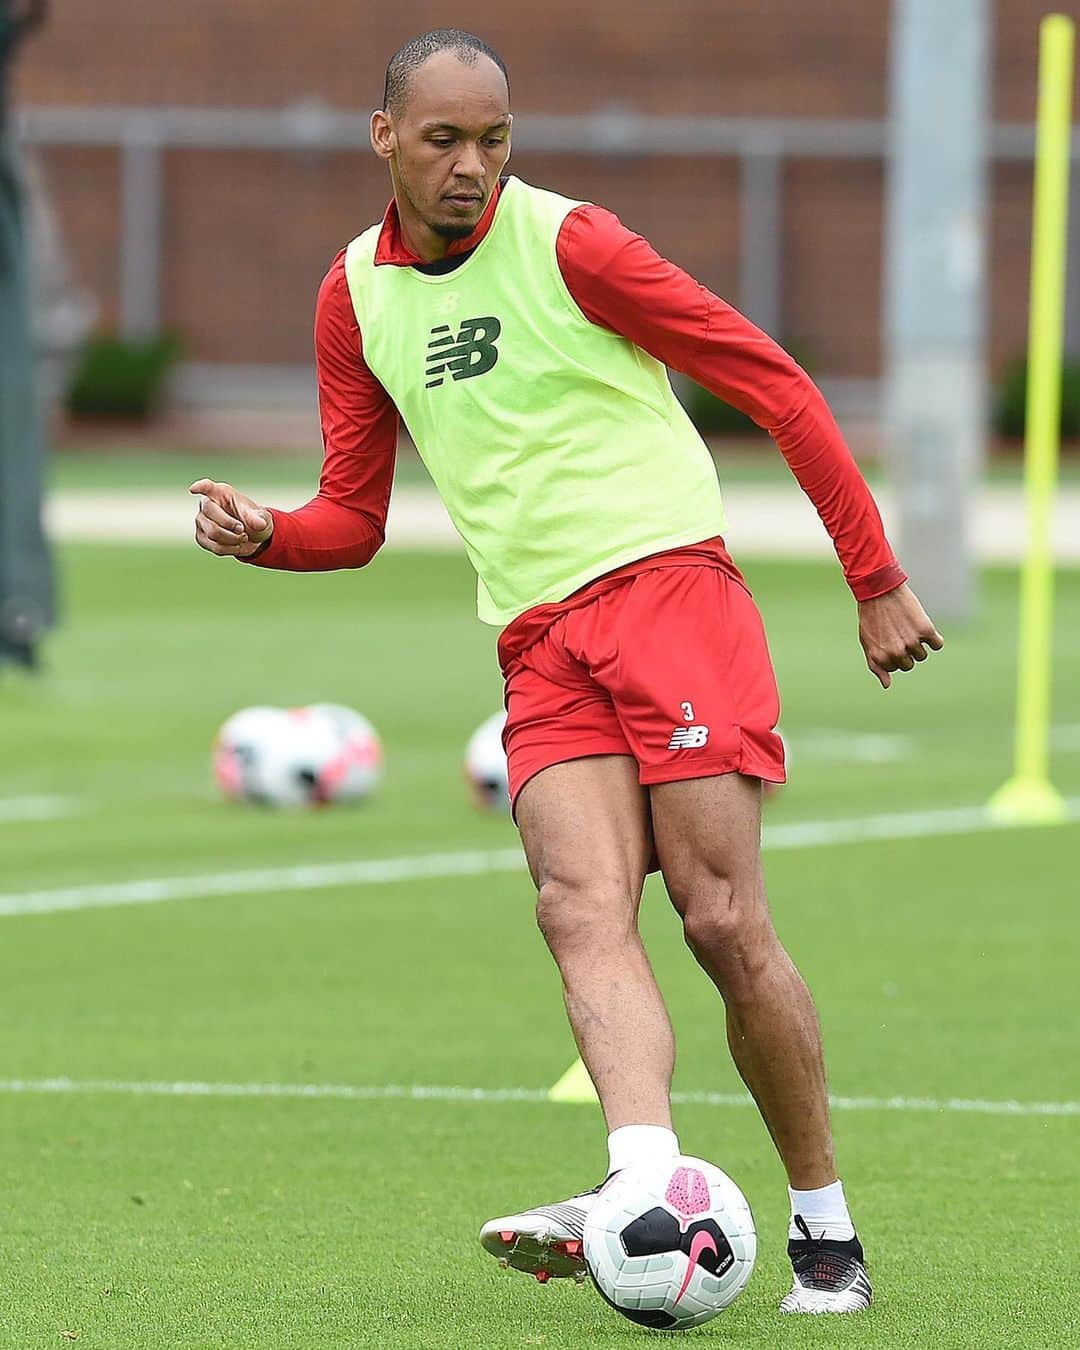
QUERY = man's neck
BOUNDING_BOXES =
[396,210,457,264]
[375,179,504,269]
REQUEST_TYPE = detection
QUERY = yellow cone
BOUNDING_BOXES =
[548,1056,599,1104]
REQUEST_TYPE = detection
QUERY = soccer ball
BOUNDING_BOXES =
[305,703,383,802]
[584,1157,756,1331]
[464,710,509,810]
[213,704,382,808]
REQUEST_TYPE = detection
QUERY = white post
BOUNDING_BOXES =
[884,0,991,621]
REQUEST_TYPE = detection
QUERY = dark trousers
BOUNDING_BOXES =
[0,131,54,663]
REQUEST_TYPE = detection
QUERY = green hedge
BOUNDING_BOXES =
[680,381,758,436]
[994,356,1080,440]
[65,332,180,420]
[679,341,817,438]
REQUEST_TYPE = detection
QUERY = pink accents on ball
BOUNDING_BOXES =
[212,743,243,798]
[665,1166,711,1220]
[314,734,383,803]
[674,1228,719,1306]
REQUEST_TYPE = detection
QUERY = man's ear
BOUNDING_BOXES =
[370,110,395,161]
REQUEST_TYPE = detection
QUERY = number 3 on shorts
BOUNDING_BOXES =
[680,700,695,722]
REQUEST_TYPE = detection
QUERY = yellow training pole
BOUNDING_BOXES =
[989,14,1074,825]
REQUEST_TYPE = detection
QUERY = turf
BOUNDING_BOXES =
[46,443,1080,496]
[49,447,437,495]
[2,542,1079,1348]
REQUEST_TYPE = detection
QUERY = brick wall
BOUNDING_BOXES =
[11,1,1078,378]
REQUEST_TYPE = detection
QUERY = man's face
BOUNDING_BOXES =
[372,51,512,242]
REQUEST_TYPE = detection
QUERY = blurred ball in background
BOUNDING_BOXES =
[464,710,510,812]
[214,704,382,808]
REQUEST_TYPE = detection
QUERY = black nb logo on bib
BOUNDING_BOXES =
[425,317,501,389]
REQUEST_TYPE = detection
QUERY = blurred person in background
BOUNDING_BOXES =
[0,0,53,670]
[191,27,944,1316]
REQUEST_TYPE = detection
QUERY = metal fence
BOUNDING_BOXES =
[16,102,1080,357]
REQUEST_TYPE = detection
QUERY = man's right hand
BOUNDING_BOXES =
[189,479,274,558]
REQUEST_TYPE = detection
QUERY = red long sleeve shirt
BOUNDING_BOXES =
[250,181,905,606]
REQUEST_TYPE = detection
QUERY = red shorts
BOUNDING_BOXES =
[498,548,786,818]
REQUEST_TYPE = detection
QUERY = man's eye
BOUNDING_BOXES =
[430,138,454,147]
[483,138,505,148]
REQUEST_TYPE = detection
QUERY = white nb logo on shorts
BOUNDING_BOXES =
[668,724,710,750]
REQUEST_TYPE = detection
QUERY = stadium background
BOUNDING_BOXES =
[2,5,1079,1348]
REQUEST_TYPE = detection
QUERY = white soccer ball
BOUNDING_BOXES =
[464,710,509,811]
[305,703,383,802]
[213,704,382,808]
[584,1157,756,1331]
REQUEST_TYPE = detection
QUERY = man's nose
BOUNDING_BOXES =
[452,142,485,180]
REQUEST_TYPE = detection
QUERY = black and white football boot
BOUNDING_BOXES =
[480,1184,603,1283]
[780,1214,873,1313]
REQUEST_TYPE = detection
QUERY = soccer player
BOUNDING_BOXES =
[191,28,943,1315]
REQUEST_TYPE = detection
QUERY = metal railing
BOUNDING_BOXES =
[16,102,1080,354]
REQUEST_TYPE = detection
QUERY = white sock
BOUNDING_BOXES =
[788,1179,856,1242]
[607,1125,680,1176]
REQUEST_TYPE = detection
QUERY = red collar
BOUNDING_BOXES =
[373,180,504,266]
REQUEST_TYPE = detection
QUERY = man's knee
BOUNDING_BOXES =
[535,878,636,956]
[671,869,776,999]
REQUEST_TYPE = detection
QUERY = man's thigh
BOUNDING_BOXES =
[516,755,653,903]
[649,771,768,915]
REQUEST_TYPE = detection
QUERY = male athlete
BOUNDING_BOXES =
[191,28,942,1315]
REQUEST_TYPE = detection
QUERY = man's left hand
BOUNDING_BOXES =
[858,583,943,689]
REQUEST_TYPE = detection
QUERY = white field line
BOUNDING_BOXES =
[762,799,1077,849]
[1051,723,1080,752]
[0,1076,1076,1118]
[794,731,914,763]
[0,796,77,824]
[785,724,1080,764]
[1,799,1078,920]
[0,848,528,918]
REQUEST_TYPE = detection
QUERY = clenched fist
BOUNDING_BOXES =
[189,479,274,558]
[858,582,944,689]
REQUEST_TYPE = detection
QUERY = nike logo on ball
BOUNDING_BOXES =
[673,1229,718,1306]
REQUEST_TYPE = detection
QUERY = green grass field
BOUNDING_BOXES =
[2,542,1079,1348]
[47,442,1080,497]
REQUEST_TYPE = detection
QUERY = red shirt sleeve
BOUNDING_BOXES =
[242,249,398,571]
[556,205,906,601]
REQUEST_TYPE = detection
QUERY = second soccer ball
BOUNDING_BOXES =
[464,710,510,810]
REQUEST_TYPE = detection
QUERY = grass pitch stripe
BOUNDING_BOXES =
[763,797,1079,847]
[2,799,1079,919]
[0,1077,1076,1118]
[0,796,78,824]
[0,848,527,917]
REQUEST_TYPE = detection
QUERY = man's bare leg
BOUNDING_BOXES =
[650,772,871,1312]
[516,754,673,1131]
[479,754,680,1280]
[650,771,834,1189]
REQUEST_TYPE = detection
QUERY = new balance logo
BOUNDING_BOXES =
[425,316,501,388]
[668,725,710,750]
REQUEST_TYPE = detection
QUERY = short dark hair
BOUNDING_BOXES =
[383,28,509,118]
